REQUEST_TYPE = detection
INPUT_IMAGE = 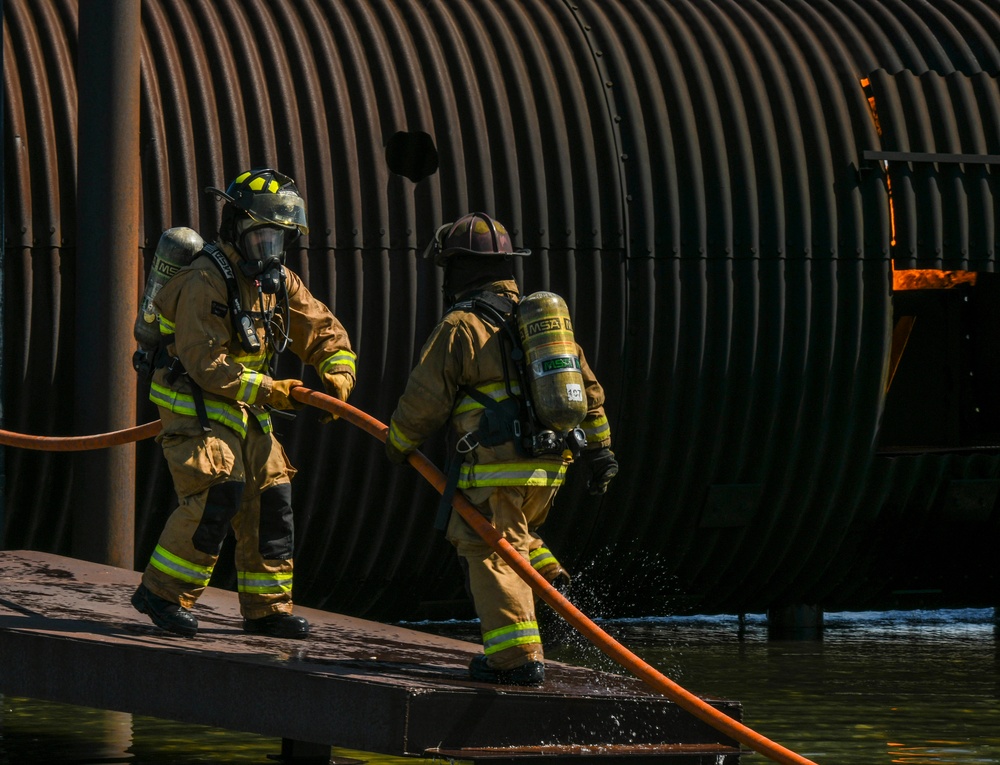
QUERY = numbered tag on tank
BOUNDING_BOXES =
[566,383,584,402]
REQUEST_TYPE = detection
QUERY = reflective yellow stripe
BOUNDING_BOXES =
[236,370,266,404]
[582,414,610,444]
[150,381,250,437]
[458,461,566,488]
[149,545,213,587]
[319,350,357,376]
[483,620,541,655]
[233,351,269,371]
[453,381,522,416]
[529,547,557,570]
[387,420,419,453]
[159,315,176,334]
[238,570,293,594]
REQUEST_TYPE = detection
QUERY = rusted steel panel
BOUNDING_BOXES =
[2,0,999,620]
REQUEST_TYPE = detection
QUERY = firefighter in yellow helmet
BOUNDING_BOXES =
[385,213,617,685]
[131,169,357,639]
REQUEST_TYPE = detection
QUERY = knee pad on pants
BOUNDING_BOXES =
[259,482,294,560]
[192,480,245,555]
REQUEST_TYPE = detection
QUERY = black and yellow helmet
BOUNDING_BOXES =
[207,168,309,242]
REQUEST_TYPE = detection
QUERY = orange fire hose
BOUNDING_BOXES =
[0,389,817,764]
[290,387,818,765]
[0,420,161,451]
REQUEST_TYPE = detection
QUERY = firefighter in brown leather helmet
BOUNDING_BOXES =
[385,213,618,685]
[131,169,356,639]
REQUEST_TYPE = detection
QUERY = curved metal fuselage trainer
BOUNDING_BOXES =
[3,0,998,619]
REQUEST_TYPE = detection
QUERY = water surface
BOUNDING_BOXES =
[2,608,997,764]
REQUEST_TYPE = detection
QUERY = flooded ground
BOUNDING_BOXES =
[1,608,997,764]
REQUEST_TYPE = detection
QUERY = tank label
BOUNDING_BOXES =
[566,383,584,402]
[152,257,183,279]
[522,316,572,337]
[530,354,582,378]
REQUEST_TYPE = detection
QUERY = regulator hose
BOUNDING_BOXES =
[290,387,819,765]
[0,390,818,764]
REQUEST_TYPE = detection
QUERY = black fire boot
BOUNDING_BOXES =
[469,654,545,686]
[243,613,310,639]
[131,583,199,637]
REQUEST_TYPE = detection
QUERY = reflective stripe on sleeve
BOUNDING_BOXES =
[582,414,610,444]
[319,350,357,376]
[387,421,419,453]
[529,547,558,571]
[483,620,542,655]
[236,370,266,404]
[453,381,522,416]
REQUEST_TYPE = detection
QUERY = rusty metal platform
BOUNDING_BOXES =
[0,550,743,763]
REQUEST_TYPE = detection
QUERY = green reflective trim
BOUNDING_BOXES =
[150,545,213,587]
[483,620,541,654]
[387,421,418,452]
[529,547,557,570]
[233,351,268,371]
[237,570,293,594]
[159,315,176,334]
[582,414,610,443]
[458,461,566,488]
[453,381,522,416]
[320,350,357,375]
[237,370,265,404]
[150,381,249,437]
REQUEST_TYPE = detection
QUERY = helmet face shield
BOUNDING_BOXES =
[245,192,308,235]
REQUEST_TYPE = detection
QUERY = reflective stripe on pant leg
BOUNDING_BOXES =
[483,620,542,656]
[457,486,544,670]
[232,424,297,619]
[191,480,245,555]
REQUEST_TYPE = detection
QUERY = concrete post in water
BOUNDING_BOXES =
[768,604,824,640]
[72,0,141,568]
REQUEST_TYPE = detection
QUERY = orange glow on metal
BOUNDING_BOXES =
[892,267,978,291]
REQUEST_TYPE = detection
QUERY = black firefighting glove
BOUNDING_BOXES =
[583,447,618,495]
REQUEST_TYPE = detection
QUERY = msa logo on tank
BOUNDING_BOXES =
[516,292,588,436]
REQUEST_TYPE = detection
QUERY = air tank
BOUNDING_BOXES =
[516,291,588,434]
[133,227,204,350]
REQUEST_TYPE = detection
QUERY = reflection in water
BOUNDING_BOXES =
[1,609,997,764]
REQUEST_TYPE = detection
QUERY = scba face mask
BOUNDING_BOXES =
[239,224,294,293]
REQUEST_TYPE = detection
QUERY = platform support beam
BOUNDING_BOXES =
[767,604,823,640]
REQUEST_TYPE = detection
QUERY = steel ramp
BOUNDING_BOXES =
[0,550,744,762]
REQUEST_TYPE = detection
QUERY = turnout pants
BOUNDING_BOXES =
[141,415,298,620]
[447,484,559,670]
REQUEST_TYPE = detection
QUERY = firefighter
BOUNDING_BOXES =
[131,168,357,639]
[385,213,618,685]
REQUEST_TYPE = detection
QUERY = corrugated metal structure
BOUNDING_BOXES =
[3,0,998,620]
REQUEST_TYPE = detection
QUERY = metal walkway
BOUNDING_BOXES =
[0,550,743,763]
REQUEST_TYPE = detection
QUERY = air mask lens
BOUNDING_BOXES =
[241,225,287,265]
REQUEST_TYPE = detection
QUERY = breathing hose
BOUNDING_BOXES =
[0,388,817,764]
